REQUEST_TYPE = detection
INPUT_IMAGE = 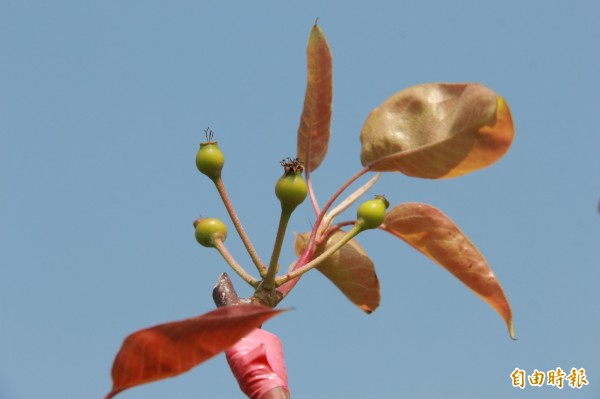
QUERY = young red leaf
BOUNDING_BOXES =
[104,305,285,399]
[360,83,514,179]
[296,22,333,172]
[226,328,289,399]
[383,203,514,338]
[294,231,380,313]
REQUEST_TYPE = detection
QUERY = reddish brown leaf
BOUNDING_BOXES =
[105,305,285,399]
[296,22,333,172]
[294,231,380,313]
[383,203,515,338]
[360,83,514,178]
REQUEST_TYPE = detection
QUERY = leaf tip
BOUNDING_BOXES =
[104,389,120,399]
[360,300,379,314]
[508,322,517,341]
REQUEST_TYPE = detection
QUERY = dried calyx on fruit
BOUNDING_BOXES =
[196,128,224,181]
[275,157,308,212]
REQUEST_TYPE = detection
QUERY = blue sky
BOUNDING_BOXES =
[1,1,599,398]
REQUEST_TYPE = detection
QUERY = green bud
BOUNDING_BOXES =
[196,141,224,180]
[356,195,390,230]
[194,217,227,247]
[275,158,308,212]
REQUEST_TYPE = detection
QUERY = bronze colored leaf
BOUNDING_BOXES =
[294,231,380,313]
[296,23,333,172]
[360,83,514,178]
[105,305,285,399]
[383,202,514,338]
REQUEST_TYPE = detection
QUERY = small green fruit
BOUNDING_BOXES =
[275,158,307,212]
[357,195,390,230]
[194,217,227,247]
[196,141,224,180]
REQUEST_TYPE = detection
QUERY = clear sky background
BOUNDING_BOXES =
[1,1,599,398]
